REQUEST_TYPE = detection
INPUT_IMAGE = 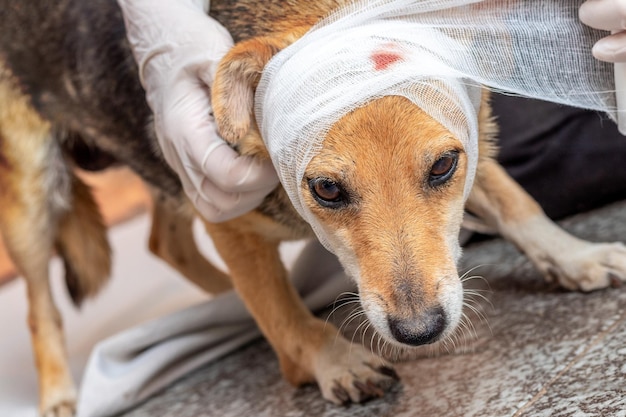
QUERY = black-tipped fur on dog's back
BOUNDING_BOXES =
[0,0,182,196]
[2,0,333,236]
[0,0,332,198]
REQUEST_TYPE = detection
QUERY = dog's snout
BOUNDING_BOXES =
[388,306,446,346]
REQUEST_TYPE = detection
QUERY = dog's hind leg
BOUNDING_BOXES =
[148,192,232,294]
[0,77,77,417]
[466,157,626,291]
[204,216,397,405]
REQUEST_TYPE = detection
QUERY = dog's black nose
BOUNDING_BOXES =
[388,307,447,346]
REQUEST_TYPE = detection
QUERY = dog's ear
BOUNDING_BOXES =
[212,31,304,145]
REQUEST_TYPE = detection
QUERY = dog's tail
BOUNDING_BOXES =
[55,175,112,307]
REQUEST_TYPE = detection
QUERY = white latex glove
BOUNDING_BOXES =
[580,0,626,62]
[117,0,279,222]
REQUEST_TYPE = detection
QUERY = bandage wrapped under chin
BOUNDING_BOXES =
[255,0,617,251]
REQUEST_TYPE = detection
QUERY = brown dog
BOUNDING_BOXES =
[2,0,626,416]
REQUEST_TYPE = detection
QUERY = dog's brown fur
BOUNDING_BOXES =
[3,0,626,415]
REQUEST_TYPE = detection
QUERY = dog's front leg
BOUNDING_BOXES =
[466,158,626,291]
[204,216,397,404]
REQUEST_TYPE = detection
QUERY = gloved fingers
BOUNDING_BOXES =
[194,20,233,85]
[119,0,234,86]
[592,31,626,62]
[580,0,626,62]
[118,0,269,221]
[201,140,279,193]
[155,77,276,221]
[189,183,271,223]
[199,175,274,215]
[158,74,214,142]
[188,190,229,223]
[580,0,626,32]
[157,83,275,196]
[174,148,276,223]
[175,170,230,223]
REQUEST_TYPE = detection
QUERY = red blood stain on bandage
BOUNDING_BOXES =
[371,47,403,71]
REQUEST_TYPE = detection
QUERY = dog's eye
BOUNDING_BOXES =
[308,178,348,208]
[429,151,458,187]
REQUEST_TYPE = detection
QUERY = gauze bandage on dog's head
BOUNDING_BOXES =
[255,0,617,251]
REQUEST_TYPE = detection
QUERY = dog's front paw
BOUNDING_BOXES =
[313,337,399,405]
[539,241,626,292]
[40,384,76,417]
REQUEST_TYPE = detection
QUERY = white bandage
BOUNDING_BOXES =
[256,0,616,251]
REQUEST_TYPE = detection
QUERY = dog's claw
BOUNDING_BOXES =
[367,380,386,397]
[316,337,398,404]
[353,380,373,401]
[324,362,398,405]
[377,365,400,380]
[353,379,385,401]
[609,272,623,288]
[42,402,75,417]
[332,381,351,405]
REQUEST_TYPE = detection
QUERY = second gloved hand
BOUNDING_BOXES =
[580,0,626,62]
[118,0,279,222]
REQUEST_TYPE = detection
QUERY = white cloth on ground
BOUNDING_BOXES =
[77,241,346,417]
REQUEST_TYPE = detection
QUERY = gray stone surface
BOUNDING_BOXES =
[122,201,626,417]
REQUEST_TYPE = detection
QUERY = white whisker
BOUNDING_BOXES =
[459,264,493,282]
[464,289,493,306]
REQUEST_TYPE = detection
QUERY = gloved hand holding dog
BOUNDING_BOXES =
[580,0,626,62]
[117,0,279,222]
